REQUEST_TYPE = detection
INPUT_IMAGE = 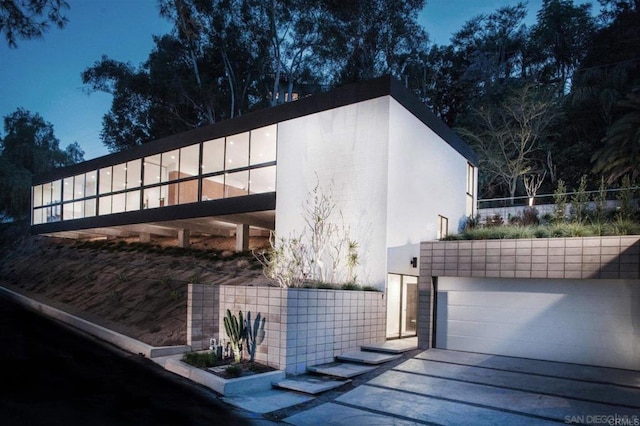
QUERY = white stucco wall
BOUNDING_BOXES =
[386,99,471,276]
[275,97,391,288]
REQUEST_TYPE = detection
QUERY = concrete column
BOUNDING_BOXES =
[235,224,250,252]
[178,229,190,248]
[139,232,151,243]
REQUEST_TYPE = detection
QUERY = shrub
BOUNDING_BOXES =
[509,207,539,226]
[485,214,504,227]
[225,365,243,378]
[553,179,568,223]
[183,351,218,368]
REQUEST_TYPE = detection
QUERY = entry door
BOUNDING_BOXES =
[386,274,418,339]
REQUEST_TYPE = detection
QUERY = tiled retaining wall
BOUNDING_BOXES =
[187,285,386,374]
[417,236,640,349]
[187,284,220,351]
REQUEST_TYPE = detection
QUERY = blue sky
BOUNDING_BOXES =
[0,0,585,161]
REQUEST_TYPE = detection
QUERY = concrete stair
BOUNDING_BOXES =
[272,338,418,396]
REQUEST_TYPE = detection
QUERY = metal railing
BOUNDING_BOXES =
[478,187,640,210]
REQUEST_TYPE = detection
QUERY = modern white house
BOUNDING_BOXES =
[31,75,479,342]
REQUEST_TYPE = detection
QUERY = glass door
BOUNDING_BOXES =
[386,274,418,339]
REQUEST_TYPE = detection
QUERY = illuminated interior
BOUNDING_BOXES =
[31,124,277,224]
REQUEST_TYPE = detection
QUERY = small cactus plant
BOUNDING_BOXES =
[246,312,266,362]
[223,309,246,363]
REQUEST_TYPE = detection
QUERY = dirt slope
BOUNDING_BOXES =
[0,226,270,347]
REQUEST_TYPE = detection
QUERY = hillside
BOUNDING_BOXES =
[0,224,270,347]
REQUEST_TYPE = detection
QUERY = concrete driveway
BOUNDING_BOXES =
[284,349,640,425]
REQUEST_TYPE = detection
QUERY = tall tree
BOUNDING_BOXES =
[0,0,68,47]
[0,109,83,218]
[530,0,595,93]
[317,0,428,85]
[592,91,640,182]
[555,0,639,185]
[458,83,560,200]
[82,56,154,152]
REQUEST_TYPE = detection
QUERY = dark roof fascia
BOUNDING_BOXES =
[34,75,477,184]
[30,192,276,235]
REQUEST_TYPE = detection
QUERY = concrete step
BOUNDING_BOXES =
[336,350,402,365]
[307,362,377,379]
[222,388,314,414]
[361,339,418,354]
[273,374,351,395]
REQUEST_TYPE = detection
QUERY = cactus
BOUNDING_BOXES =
[223,309,246,363]
[245,312,266,362]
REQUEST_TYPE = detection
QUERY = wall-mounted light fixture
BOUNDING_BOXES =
[410,257,418,268]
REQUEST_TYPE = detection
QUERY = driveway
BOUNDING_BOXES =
[284,348,640,425]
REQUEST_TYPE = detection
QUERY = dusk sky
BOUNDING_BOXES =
[0,0,589,161]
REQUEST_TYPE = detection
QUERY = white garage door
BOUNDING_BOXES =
[435,277,640,370]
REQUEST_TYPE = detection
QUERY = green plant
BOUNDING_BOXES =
[553,179,568,223]
[183,351,218,368]
[245,312,265,362]
[223,309,246,363]
[341,282,360,290]
[485,214,504,227]
[570,175,590,223]
[169,289,182,301]
[361,285,380,292]
[225,364,243,378]
[106,289,122,304]
[592,176,608,225]
[616,175,636,221]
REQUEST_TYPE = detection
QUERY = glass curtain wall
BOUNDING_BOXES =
[31,124,278,224]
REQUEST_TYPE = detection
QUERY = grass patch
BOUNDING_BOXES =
[446,221,640,241]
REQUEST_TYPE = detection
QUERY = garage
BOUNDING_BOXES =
[435,276,640,371]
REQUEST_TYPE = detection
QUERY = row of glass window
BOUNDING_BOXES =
[32,165,276,225]
[32,124,277,224]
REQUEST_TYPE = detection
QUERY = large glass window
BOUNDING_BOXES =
[250,124,277,165]
[180,144,199,177]
[33,208,44,225]
[249,166,276,193]
[112,163,127,191]
[126,190,140,212]
[99,196,112,215]
[178,179,199,204]
[85,172,97,197]
[73,174,85,200]
[202,138,224,174]
[127,160,142,189]
[84,199,96,218]
[202,175,224,201]
[226,132,249,169]
[144,154,162,186]
[63,177,74,201]
[162,150,179,181]
[99,167,112,194]
[112,193,126,214]
[33,185,43,208]
[143,185,167,209]
[225,171,249,198]
[51,180,62,204]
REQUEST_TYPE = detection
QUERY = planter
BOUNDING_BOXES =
[164,358,285,396]
[218,286,386,374]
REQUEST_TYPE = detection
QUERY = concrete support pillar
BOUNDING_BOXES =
[235,224,250,252]
[139,232,151,243]
[178,229,190,248]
